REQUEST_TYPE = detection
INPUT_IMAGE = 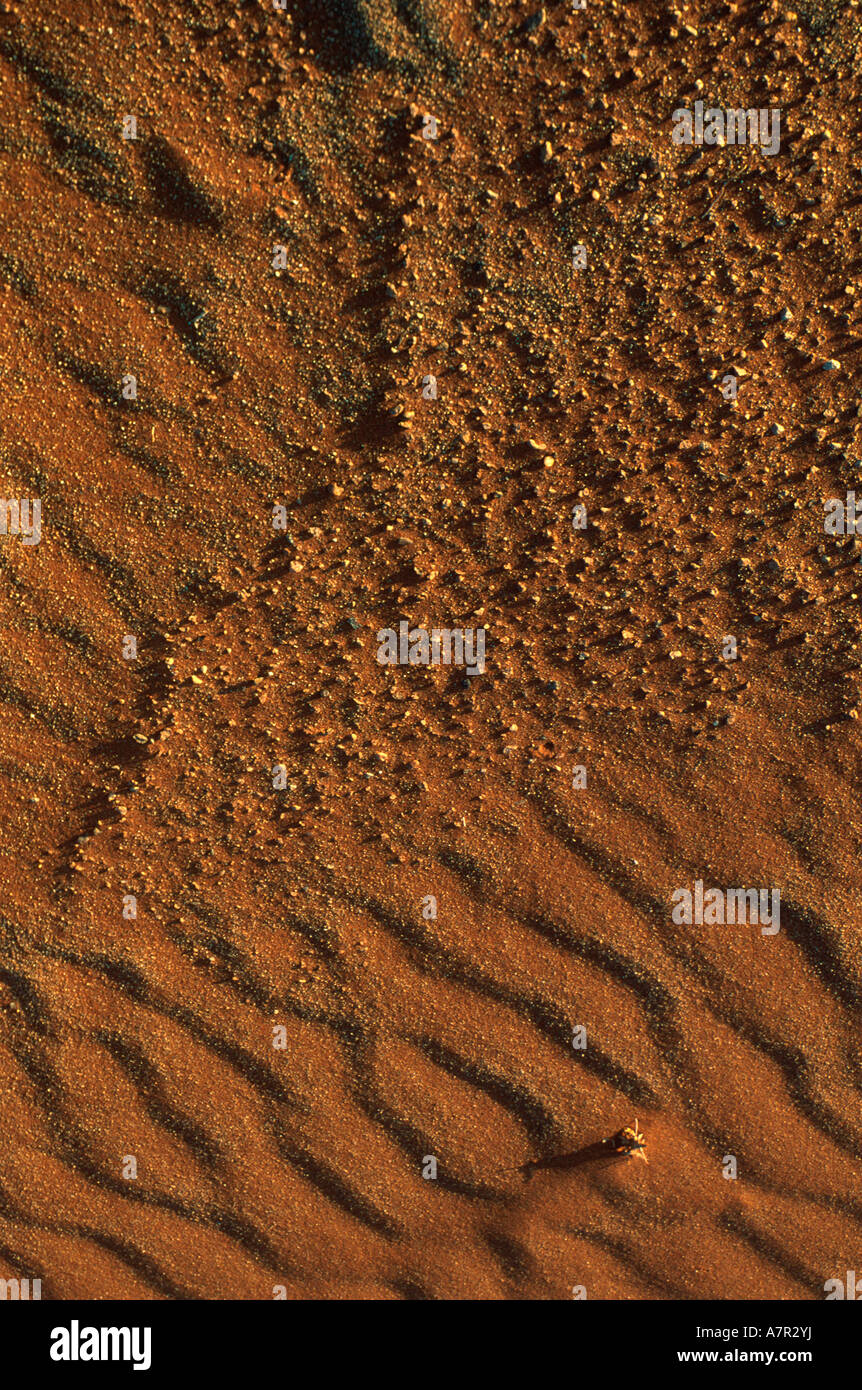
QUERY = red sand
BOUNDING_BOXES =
[0,0,859,1299]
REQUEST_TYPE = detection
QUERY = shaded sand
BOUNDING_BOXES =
[0,0,860,1298]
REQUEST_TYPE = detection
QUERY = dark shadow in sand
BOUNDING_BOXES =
[519,1141,624,1181]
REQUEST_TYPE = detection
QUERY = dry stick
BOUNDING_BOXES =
[705,174,732,220]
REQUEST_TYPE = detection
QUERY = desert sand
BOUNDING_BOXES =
[0,0,859,1299]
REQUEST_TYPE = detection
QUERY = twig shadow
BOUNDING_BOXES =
[519,1140,620,1181]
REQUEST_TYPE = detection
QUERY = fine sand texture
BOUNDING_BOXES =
[0,0,860,1298]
